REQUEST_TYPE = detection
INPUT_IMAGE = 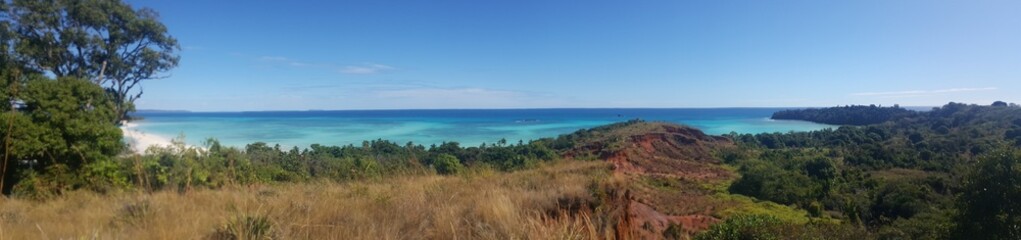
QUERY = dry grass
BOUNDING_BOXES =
[0,160,613,239]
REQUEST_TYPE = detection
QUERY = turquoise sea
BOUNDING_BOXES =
[131,108,833,148]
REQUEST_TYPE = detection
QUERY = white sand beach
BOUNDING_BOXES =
[121,122,176,153]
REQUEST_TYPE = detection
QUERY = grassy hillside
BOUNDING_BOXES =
[3,103,1020,239]
[1,121,820,239]
[0,160,612,239]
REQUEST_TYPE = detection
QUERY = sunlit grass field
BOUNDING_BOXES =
[0,161,614,239]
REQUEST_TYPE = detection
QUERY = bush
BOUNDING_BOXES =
[953,147,1021,239]
[210,213,276,240]
[695,214,784,240]
[116,199,153,227]
[663,223,685,239]
[433,154,463,175]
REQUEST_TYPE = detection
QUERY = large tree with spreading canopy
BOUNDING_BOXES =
[3,0,179,122]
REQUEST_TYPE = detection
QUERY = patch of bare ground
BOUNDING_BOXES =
[566,122,748,239]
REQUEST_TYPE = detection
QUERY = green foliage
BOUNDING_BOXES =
[2,75,123,194]
[722,103,1021,237]
[952,146,1021,239]
[870,181,932,223]
[86,135,566,194]
[740,102,1021,170]
[211,212,276,240]
[81,158,130,192]
[772,104,916,125]
[19,76,123,164]
[432,153,463,175]
[877,209,951,240]
[4,0,180,121]
[728,157,823,208]
[9,170,56,200]
[695,214,785,240]
[696,214,871,240]
[713,193,812,224]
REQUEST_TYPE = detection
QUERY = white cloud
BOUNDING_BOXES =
[258,56,290,61]
[257,56,312,67]
[851,87,997,97]
[366,87,554,108]
[255,56,395,74]
[340,64,395,74]
[375,88,517,98]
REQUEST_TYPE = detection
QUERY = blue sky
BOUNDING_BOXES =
[127,0,1020,111]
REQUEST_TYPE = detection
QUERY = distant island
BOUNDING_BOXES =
[770,104,918,125]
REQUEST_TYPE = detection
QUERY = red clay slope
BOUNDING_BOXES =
[564,121,737,239]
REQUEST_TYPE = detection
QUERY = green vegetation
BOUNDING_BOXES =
[772,104,916,125]
[211,211,277,240]
[2,0,180,121]
[724,102,1021,239]
[694,214,868,240]
[432,153,464,175]
[1,0,176,195]
[2,108,583,196]
[696,214,786,240]
[952,147,1021,239]
[75,136,564,196]
[2,75,124,196]
[4,1,1021,238]
[710,194,813,224]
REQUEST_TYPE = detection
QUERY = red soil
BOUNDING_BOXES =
[567,122,737,239]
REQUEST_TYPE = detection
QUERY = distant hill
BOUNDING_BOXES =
[771,105,917,125]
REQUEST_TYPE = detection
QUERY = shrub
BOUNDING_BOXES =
[210,212,276,240]
[953,147,1021,239]
[663,223,685,239]
[433,154,463,175]
[694,214,783,240]
[116,199,153,227]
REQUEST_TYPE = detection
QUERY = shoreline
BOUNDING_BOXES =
[121,121,178,153]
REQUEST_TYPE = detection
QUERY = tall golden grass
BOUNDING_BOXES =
[0,160,617,239]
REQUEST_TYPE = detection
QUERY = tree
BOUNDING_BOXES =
[0,0,13,70]
[729,159,823,206]
[1,75,122,194]
[992,101,1009,107]
[4,0,179,122]
[953,147,1021,239]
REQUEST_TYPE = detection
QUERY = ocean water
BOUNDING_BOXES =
[131,108,832,148]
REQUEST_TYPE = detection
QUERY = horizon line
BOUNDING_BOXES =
[135,105,942,113]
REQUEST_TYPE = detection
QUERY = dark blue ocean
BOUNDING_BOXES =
[130,108,832,148]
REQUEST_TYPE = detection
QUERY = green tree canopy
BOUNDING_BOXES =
[1,75,122,193]
[953,146,1021,239]
[433,153,463,175]
[3,0,179,121]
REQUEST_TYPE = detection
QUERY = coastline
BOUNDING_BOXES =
[121,121,177,153]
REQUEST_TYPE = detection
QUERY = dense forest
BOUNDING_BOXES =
[719,102,1021,239]
[770,104,918,125]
